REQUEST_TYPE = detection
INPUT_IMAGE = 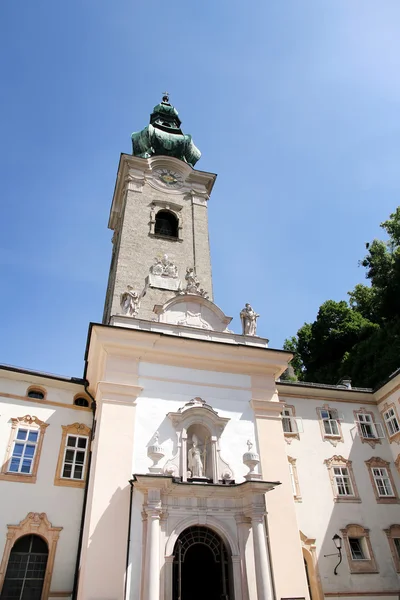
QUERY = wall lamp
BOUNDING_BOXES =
[323,534,342,575]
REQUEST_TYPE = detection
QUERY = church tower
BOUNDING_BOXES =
[103,94,216,324]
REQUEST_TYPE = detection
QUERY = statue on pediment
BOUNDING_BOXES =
[240,303,259,336]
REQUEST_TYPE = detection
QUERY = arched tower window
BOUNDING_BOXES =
[1,534,48,599]
[155,210,178,238]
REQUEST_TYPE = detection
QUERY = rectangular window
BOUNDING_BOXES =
[282,409,296,433]
[333,466,354,496]
[321,409,340,436]
[61,435,88,480]
[372,467,394,497]
[289,462,297,496]
[383,408,400,437]
[8,428,39,475]
[349,537,367,560]
[394,538,400,560]
[356,413,384,439]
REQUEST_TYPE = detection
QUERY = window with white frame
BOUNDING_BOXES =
[349,537,368,560]
[61,434,88,480]
[288,456,301,500]
[321,408,340,436]
[356,412,384,440]
[333,466,354,497]
[8,427,39,475]
[372,467,394,497]
[282,408,295,433]
[383,408,400,437]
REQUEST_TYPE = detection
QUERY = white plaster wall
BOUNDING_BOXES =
[133,362,254,480]
[0,379,92,595]
[279,392,400,595]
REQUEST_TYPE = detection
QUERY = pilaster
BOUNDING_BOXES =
[251,378,309,600]
[77,381,142,600]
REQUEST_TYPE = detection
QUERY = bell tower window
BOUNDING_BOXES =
[155,210,178,239]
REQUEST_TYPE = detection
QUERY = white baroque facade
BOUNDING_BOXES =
[1,97,400,600]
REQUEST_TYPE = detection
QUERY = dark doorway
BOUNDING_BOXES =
[1,534,48,600]
[173,526,230,600]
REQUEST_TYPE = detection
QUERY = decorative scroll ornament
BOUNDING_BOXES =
[150,254,178,279]
[120,285,140,317]
[179,267,208,298]
[243,439,261,480]
[147,431,165,474]
[240,303,260,336]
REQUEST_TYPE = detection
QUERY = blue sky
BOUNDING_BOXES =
[1,1,400,377]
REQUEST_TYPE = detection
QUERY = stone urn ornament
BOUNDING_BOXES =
[147,432,165,474]
[243,440,261,481]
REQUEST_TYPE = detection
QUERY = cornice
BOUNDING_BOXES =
[108,154,217,230]
[86,324,290,382]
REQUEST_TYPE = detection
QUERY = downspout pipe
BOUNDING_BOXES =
[124,479,134,600]
[72,381,96,600]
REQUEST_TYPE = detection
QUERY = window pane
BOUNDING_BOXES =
[24,445,35,458]
[12,443,24,458]
[28,431,38,443]
[394,538,400,559]
[321,410,330,420]
[323,420,331,434]
[67,436,77,447]
[75,451,85,465]
[349,538,365,560]
[65,449,75,463]
[62,463,73,478]
[330,420,339,435]
[9,458,20,472]
[16,429,28,441]
[21,459,32,474]
[73,465,83,479]
[77,437,87,449]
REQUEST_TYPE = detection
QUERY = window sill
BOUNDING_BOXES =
[334,496,362,503]
[149,233,182,243]
[375,496,399,504]
[0,472,37,484]
[54,476,85,488]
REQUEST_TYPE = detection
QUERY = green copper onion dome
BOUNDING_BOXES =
[131,94,201,167]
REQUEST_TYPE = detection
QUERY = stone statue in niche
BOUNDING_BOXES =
[188,434,205,478]
[240,303,260,336]
[120,285,140,317]
[150,254,178,278]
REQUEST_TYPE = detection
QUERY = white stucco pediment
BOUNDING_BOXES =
[153,294,232,332]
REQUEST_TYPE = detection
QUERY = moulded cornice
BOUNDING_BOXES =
[108,154,217,229]
[278,383,375,405]
[132,474,278,497]
[86,324,289,383]
[96,381,143,405]
[250,399,285,418]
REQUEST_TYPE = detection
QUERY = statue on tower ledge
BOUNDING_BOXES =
[240,303,260,336]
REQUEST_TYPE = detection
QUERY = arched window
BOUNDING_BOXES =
[27,388,45,400]
[74,397,89,408]
[1,534,48,599]
[155,210,178,238]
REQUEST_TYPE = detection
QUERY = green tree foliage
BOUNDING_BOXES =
[285,208,400,388]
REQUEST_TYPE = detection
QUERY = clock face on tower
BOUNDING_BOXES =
[154,169,184,189]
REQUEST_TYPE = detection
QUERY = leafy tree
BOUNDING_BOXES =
[284,207,400,388]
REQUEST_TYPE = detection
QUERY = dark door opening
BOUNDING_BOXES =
[173,526,230,600]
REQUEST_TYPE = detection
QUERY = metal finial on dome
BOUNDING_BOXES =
[162,91,169,103]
